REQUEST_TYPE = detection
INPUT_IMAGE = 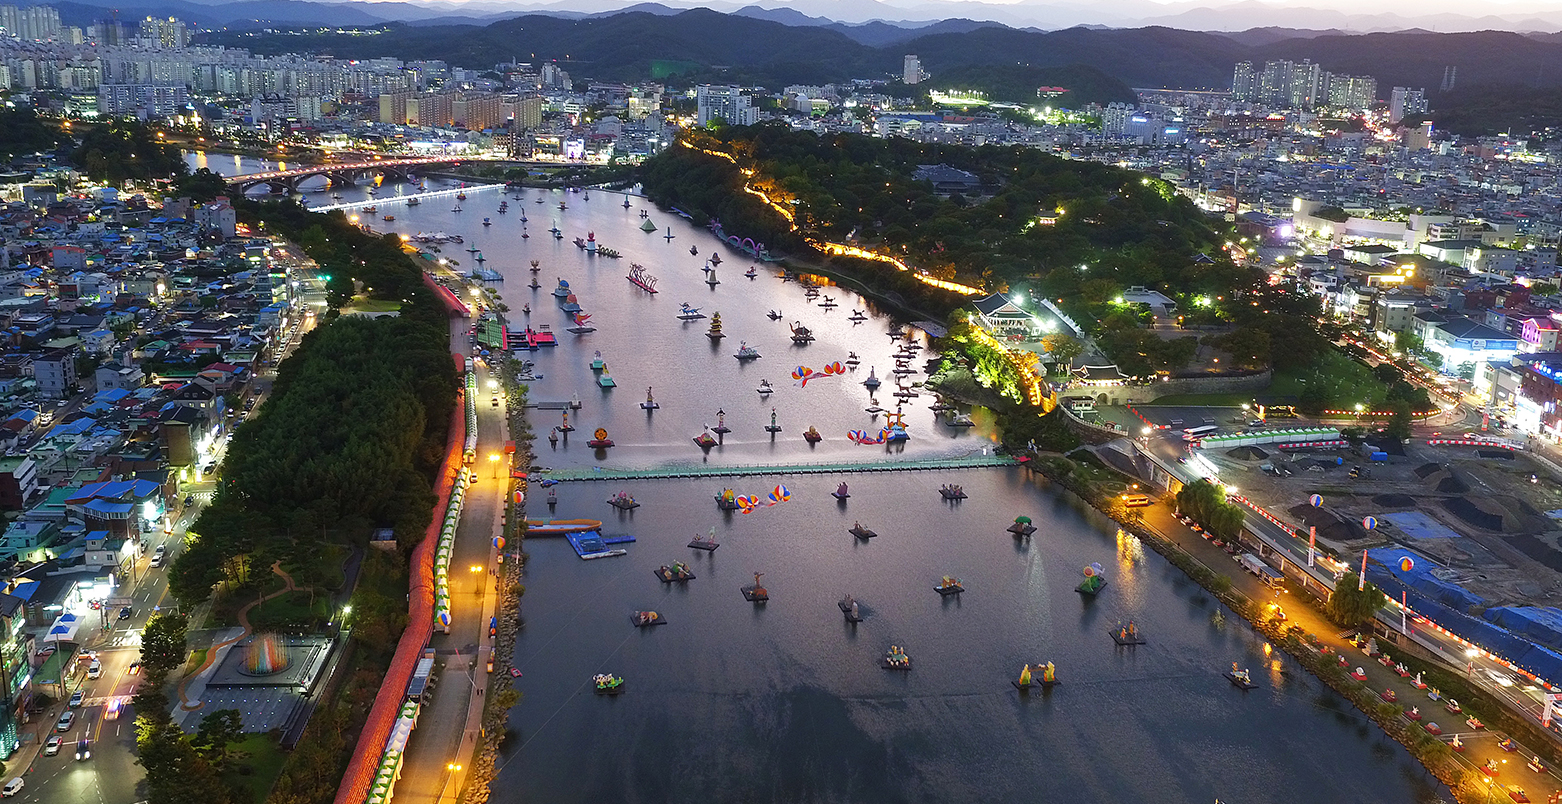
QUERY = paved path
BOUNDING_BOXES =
[392,320,508,804]
[177,562,298,710]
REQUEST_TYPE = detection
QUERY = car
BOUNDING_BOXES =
[153,544,167,558]
[44,735,61,756]
[56,711,74,731]
[129,661,140,675]
[2,777,22,797]
[69,690,83,707]
[119,606,133,620]
[74,739,90,761]
[149,555,164,569]
[87,660,101,679]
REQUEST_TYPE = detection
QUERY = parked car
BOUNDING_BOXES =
[69,690,83,708]
[56,711,74,731]
[3,777,23,797]
[44,735,61,756]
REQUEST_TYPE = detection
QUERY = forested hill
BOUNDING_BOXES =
[639,124,1253,305]
[202,12,1562,98]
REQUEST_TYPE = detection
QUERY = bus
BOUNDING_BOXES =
[1120,493,1152,507]
[1182,425,1219,441]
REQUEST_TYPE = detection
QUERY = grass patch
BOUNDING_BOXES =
[247,589,332,632]
[1150,348,1390,409]
[185,647,208,676]
[343,296,402,313]
[223,733,287,804]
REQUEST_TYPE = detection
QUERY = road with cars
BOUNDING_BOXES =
[3,269,317,804]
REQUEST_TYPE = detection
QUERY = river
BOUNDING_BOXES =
[193,153,1450,804]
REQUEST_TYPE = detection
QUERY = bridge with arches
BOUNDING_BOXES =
[225,156,469,193]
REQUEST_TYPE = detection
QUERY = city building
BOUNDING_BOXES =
[1389,87,1427,124]
[0,5,61,41]
[1231,61,1257,103]
[97,83,188,118]
[696,85,757,127]
[137,16,188,49]
[903,55,925,85]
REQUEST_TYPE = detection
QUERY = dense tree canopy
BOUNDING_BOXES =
[72,120,187,184]
[171,203,456,607]
[0,107,66,161]
[641,125,1248,327]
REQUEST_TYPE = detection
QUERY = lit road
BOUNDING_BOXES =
[11,265,317,803]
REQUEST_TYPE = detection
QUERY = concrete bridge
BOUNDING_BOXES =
[226,157,468,193]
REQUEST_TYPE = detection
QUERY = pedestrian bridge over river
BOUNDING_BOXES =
[542,452,1017,482]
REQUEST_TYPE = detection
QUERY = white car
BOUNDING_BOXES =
[56,711,74,731]
[1,778,21,797]
[44,735,61,756]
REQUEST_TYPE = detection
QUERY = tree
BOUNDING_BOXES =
[195,709,244,762]
[1327,572,1387,628]
[140,613,189,684]
[172,168,229,203]
[1041,333,1083,369]
[137,718,231,804]
[1383,399,1414,442]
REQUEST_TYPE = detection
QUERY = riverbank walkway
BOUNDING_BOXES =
[544,452,1016,482]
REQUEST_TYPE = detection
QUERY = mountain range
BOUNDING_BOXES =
[15,0,1562,33]
[194,8,1562,98]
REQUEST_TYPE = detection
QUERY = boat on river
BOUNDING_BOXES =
[706,268,720,287]
[863,368,880,389]
[939,484,966,501]
[591,351,605,371]
[598,365,617,388]
[715,489,739,510]
[803,426,822,443]
[947,413,975,427]
[745,266,758,279]
[553,279,572,298]
[789,322,814,344]
[1110,621,1146,646]
[709,253,722,266]
[734,342,760,361]
[632,611,667,627]
[641,387,660,410]
[1013,662,1058,691]
[628,264,659,294]
[593,674,624,695]
[840,595,863,623]
[654,561,694,582]
[689,527,719,551]
[1077,564,1107,596]
[832,482,850,500]
[846,352,860,366]
[849,310,867,322]
[849,522,876,540]
[764,407,782,432]
[693,429,718,449]
[819,296,838,308]
[640,218,657,232]
[741,572,769,602]
[768,310,782,320]
[707,313,724,340]
[757,380,773,395]
[881,646,911,671]
[590,428,617,449]
[935,576,964,596]
[677,303,705,321]
[1225,663,1257,690]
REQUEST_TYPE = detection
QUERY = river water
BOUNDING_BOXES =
[194,153,1449,804]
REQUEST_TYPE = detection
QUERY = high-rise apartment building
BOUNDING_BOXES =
[405,92,453,127]
[903,55,924,85]
[695,84,757,127]
[138,17,189,49]
[98,83,188,118]
[511,95,543,129]
[1389,86,1427,124]
[453,92,503,130]
[1326,74,1377,111]
[0,5,61,40]
[1230,61,1257,102]
[378,90,415,125]
[1287,60,1321,109]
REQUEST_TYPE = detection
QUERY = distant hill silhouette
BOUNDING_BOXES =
[198,10,1562,96]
